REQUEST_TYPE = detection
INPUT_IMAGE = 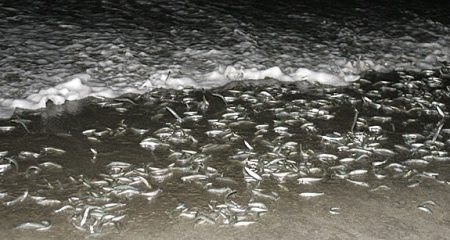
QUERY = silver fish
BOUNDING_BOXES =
[297,177,322,184]
[38,162,63,171]
[18,151,40,159]
[42,147,66,156]
[54,205,74,213]
[403,159,429,167]
[233,221,256,227]
[372,148,396,157]
[0,126,16,133]
[316,154,338,162]
[329,207,340,215]
[244,166,262,181]
[0,151,8,157]
[35,198,61,207]
[299,192,325,198]
[181,174,208,182]
[207,187,232,196]
[4,190,28,206]
[15,221,51,231]
[0,163,12,173]
[348,169,368,176]
[141,189,162,200]
[166,106,184,123]
[370,185,391,192]
[251,189,279,201]
[346,179,369,187]
[417,206,433,214]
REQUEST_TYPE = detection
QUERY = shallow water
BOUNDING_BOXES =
[1,69,450,238]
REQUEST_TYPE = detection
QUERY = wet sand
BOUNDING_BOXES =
[1,72,450,239]
[120,183,450,240]
[2,181,450,240]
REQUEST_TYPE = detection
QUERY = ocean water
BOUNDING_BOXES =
[0,0,449,118]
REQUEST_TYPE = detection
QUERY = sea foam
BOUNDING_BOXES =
[0,0,448,119]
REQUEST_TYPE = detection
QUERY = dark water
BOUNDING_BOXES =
[1,0,449,113]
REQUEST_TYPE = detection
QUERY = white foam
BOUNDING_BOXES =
[0,74,130,119]
[0,1,448,119]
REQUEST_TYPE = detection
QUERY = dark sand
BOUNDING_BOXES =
[2,181,449,240]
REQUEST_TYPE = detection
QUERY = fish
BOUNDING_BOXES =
[94,129,111,137]
[166,106,183,123]
[316,154,338,162]
[133,176,152,189]
[15,221,51,231]
[87,136,101,143]
[244,166,262,181]
[436,105,446,118]
[372,148,396,157]
[35,198,61,207]
[0,125,17,133]
[42,147,66,156]
[339,158,356,164]
[0,163,12,173]
[54,205,75,213]
[38,162,63,171]
[345,179,369,187]
[140,138,170,151]
[407,181,421,188]
[348,169,368,176]
[103,203,126,212]
[200,143,232,153]
[329,207,340,215]
[243,140,254,151]
[370,185,391,192]
[18,151,40,160]
[297,177,322,184]
[368,126,383,134]
[0,191,8,199]
[205,130,226,138]
[0,151,8,157]
[111,215,126,222]
[4,190,28,206]
[199,95,210,112]
[179,211,197,220]
[80,207,93,227]
[207,187,232,196]
[403,159,429,167]
[181,174,208,182]
[129,127,149,135]
[299,192,325,198]
[141,189,162,200]
[251,189,279,201]
[372,160,387,167]
[271,172,294,182]
[233,221,256,227]
[417,206,433,214]
[82,129,96,136]
[248,202,268,211]
[90,148,98,162]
